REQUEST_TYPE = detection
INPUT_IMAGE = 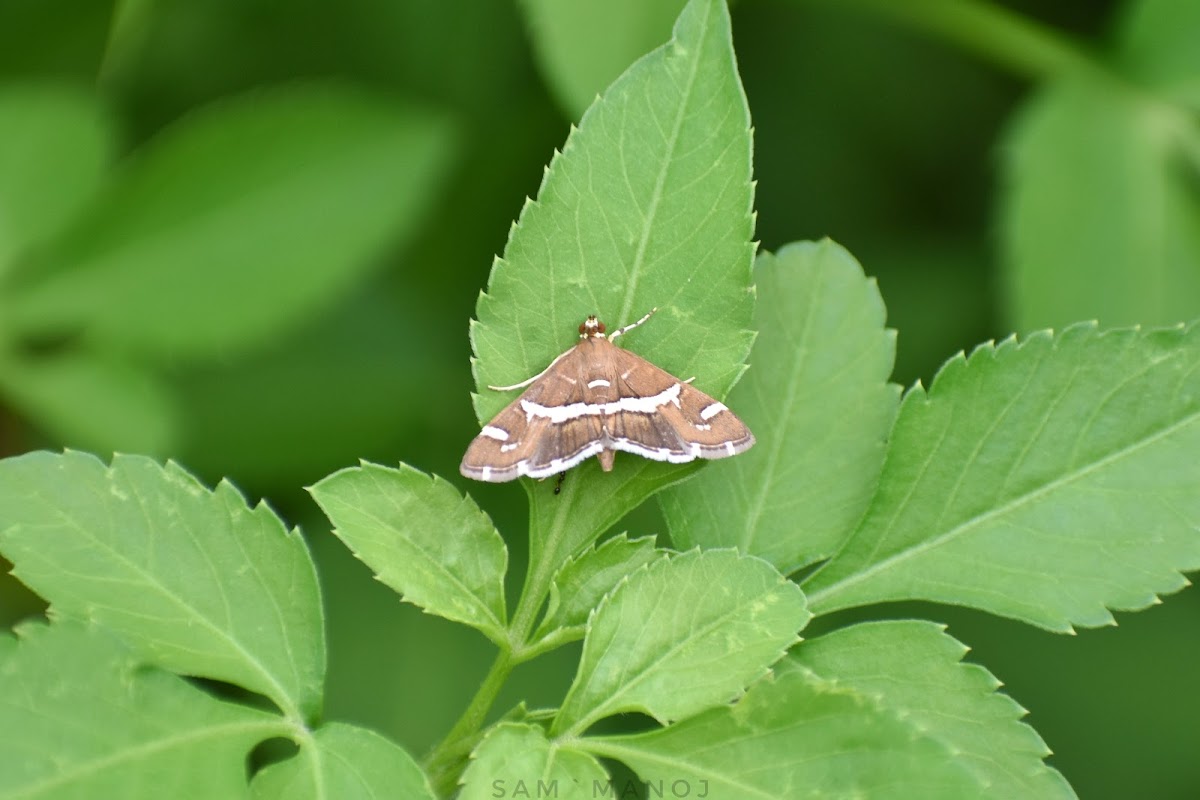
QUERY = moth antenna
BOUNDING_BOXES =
[609,307,658,341]
[487,374,542,392]
[487,347,573,391]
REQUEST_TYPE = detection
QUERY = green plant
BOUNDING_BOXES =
[0,80,454,469]
[3,1,1199,798]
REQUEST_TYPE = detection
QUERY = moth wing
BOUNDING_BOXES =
[460,346,606,481]
[527,411,606,478]
[670,377,755,457]
[460,395,538,482]
[604,349,755,463]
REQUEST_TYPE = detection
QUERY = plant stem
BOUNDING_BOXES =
[423,478,583,795]
[510,477,581,645]
[817,0,1101,81]
[423,648,514,797]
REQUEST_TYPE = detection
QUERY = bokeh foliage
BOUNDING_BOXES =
[1,2,1197,798]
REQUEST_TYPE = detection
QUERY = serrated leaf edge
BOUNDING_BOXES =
[559,548,807,734]
[2,449,322,721]
[811,320,1200,631]
[795,620,1069,795]
[308,460,509,643]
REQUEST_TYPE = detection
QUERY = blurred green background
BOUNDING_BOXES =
[1,1,1198,797]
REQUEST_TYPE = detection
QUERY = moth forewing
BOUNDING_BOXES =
[605,347,754,461]
[460,315,754,482]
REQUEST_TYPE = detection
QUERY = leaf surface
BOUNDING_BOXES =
[587,667,987,800]
[0,622,283,800]
[804,323,1200,630]
[251,723,435,800]
[554,549,808,735]
[459,724,607,800]
[7,84,454,358]
[663,240,899,573]
[534,533,659,643]
[309,462,508,643]
[1118,0,1200,105]
[789,621,1075,798]
[0,450,324,720]
[0,349,176,454]
[470,0,755,560]
[0,83,111,267]
[1002,0,1200,332]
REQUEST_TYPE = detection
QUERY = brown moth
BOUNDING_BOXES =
[460,310,754,482]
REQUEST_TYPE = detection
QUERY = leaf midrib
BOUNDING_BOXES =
[6,718,284,800]
[616,0,712,326]
[807,402,1200,612]
[7,478,299,718]
[740,255,826,553]
[328,477,505,637]
[562,568,784,734]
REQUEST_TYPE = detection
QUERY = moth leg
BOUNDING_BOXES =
[609,307,658,342]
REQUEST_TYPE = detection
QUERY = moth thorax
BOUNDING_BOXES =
[579,316,607,339]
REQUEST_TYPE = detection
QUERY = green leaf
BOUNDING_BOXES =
[518,0,687,119]
[0,83,111,268]
[524,465,696,575]
[553,549,808,736]
[0,450,324,721]
[803,323,1200,631]
[0,349,177,455]
[1118,0,1200,108]
[251,723,435,800]
[587,667,988,800]
[789,621,1075,798]
[6,83,455,358]
[0,622,284,800]
[309,462,509,643]
[532,533,659,644]
[662,240,899,574]
[1001,76,1200,330]
[459,723,607,800]
[999,0,1200,331]
[473,0,753,421]
[471,0,755,560]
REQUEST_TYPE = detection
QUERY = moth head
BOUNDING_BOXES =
[579,316,606,339]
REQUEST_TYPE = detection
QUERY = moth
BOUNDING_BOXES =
[460,310,754,482]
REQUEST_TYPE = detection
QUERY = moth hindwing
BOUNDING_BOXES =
[460,312,754,482]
